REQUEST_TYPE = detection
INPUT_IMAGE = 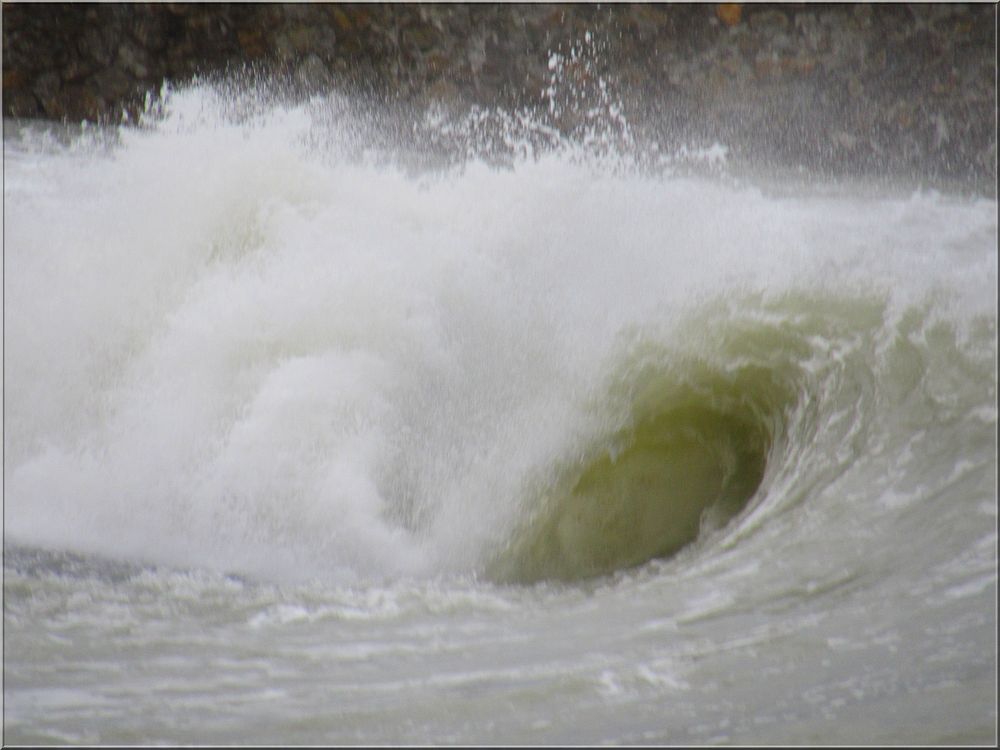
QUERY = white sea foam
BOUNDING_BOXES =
[3,81,996,590]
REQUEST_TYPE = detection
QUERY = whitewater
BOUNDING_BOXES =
[3,74,997,744]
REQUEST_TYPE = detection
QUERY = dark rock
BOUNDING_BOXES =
[118,39,151,79]
[61,55,97,84]
[0,2,994,192]
[3,88,41,118]
[294,55,334,94]
[90,68,133,102]
[77,24,116,67]
[31,71,61,104]
[131,11,168,52]
[402,25,438,54]
[749,9,790,32]
[61,84,104,122]
[237,28,268,59]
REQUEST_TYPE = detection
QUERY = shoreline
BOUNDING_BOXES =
[3,3,996,193]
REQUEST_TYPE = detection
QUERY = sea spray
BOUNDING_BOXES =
[6,78,994,588]
[4,55,996,743]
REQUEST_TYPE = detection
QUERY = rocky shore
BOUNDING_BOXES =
[2,3,996,191]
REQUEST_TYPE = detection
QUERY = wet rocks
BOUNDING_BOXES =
[1,2,995,191]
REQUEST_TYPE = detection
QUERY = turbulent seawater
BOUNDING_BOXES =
[3,78,997,745]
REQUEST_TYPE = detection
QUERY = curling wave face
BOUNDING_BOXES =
[490,307,796,583]
[3,81,997,589]
[495,362,778,583]
[3,72,997,746]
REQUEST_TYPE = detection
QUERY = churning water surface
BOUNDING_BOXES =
[2,77,997,745]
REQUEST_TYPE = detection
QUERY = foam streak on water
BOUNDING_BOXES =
[3,83,997,744]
